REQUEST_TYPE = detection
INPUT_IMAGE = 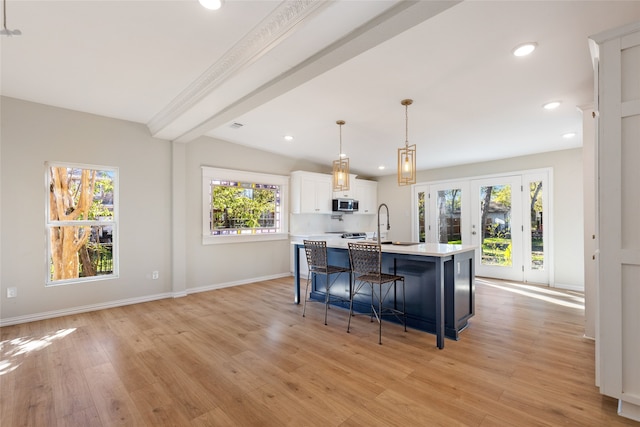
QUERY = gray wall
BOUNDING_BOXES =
[0,97,326,322]
[376,148,584,288]
[1,97,172,322]
[181,137,325,292]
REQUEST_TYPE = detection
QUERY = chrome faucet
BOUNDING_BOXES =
[377,203,390,244]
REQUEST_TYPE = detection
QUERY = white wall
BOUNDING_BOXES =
[1,97,173,323]
[376,148,584,289]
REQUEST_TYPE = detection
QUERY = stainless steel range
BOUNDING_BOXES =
[341,232,367,240]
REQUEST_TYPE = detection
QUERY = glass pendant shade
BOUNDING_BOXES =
[397,144,416,185]
[333,158,350,191]
[397,99,416,186]
[333,120,350,191]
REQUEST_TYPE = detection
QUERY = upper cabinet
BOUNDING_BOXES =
[290,171,332,214]
[354,179,377,214]
[290,171,377,215]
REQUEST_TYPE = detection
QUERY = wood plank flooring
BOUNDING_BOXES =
[1,277,638,426]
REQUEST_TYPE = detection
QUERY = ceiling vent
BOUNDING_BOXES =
[230,122,244,129]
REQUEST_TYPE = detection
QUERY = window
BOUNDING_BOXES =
[202,167,289,244]
[45,162,118,285]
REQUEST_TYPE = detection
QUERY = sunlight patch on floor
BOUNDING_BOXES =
[476,278,585,310]
[0,328,76,376]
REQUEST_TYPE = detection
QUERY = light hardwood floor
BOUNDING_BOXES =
[1,277,637,426]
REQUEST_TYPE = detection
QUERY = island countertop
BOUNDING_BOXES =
[292,239,476,257]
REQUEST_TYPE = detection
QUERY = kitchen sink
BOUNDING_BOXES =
[380,241,421,246]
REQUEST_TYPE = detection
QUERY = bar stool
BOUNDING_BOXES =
[347,242,406,344]
[302,240,351,325]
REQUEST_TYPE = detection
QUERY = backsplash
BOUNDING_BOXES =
[289,213,377,235]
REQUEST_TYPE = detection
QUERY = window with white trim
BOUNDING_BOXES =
[202,167,289,244]
[46,162,118,285]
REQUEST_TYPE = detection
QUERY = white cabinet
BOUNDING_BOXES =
[332,174,357,199]
[290,171,332,214]
[354,179,377,214]
[590,22,640,422]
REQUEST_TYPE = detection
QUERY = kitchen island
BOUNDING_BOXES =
[292,240,476,349]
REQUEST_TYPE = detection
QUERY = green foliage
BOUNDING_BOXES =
[65,168,114,220]
[212,185,276,229]
[491,185,511,209]
[439,189,461,211]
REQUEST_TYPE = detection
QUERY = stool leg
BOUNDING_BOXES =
[378,283,383,345]
[347,277,355,333]
[402,279,407,332]
[324,275,330,325]
[302,272,311,317]
[370,284,375,323]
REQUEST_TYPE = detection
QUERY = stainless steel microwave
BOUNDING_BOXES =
[332,198,359,212]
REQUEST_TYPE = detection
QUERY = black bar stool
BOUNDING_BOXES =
[347,242,406,344]
[302,240,351,325]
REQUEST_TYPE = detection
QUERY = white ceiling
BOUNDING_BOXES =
[2,1,640,178]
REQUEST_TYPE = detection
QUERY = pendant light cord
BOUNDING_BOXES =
[336,120,345,157]
[405,103,409,149]
[401,98,413,149]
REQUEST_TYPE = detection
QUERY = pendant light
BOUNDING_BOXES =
[397,99,416,186]
[332,120,350,192]
[0,0,21,37]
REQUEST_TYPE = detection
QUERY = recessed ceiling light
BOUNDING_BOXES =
[512,42,537,57]
[199,0,223,10]
[562,132,577,139]
[340,153,347,158]
[378,165,386,170]
[543,101,561,110]
[284,135,294,141]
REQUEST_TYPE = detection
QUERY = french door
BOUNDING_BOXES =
[470,176,523,281]
[414,170,550,284]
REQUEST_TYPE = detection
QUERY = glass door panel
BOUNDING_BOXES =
[436,189,462,244]
[471,176,523,281]
[522,172,549,284]
[413,182,468,244]
[417,190,426,242]
[529,181,543,270]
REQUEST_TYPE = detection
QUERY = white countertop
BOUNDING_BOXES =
[292,238,476,257]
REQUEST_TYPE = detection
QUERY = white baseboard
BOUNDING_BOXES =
[0,273,292,327]
[618,399,640,422]
[553,282,585,292]
[186,272,291,295]
[0,292,174,327]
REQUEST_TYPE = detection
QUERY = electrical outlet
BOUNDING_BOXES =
[7,287,17,298]
[152,271,159,280]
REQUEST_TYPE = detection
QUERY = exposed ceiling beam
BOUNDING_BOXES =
[171,0,460,144]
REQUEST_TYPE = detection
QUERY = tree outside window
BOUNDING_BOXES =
[201,167,288,244]
[209,180,279,235]
[46,163,117,285]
